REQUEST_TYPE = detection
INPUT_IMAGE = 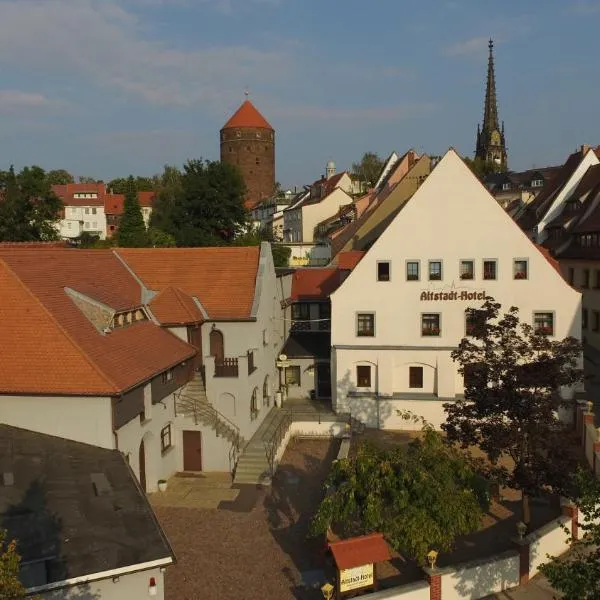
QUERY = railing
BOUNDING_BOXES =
[214,358,239,377]
[247,350,256,375]
[262,410,293,477]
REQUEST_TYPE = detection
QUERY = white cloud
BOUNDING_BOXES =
[444,36,489,58]
[0,0,294,108]
[0,90,63,113]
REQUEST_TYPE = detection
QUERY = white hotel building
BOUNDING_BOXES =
[330,150,582,429]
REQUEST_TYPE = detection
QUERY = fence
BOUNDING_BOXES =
[214,358,239,378]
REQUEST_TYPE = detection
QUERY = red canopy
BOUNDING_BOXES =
[329,533,392,570]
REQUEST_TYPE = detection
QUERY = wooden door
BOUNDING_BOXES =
[316,363,331,399]
[188,326,203,370]
[209,330,224,361]
[138,439,147,491]
[182,431,203,471]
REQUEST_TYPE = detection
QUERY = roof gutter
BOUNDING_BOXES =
[25,556,174,595]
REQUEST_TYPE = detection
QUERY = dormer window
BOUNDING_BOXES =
[531,179,543,188]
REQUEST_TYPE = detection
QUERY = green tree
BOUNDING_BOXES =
[0,529,27,598]
[0,165,63,242]
[165,159,247,246]
[148,227,176,247]
[443,299,583,527]
[540,469,600,599]
[46,169,74,185]
[117,176,149,247]
[271,244,291,268]
[463,157,498,180]
[351,152,384,188]
[107,176,155,194]
[310,429,487,564]
[232,226,291,267]
[150,165,183,234]
[77,176,99,183]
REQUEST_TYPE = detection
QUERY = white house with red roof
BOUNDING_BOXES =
[330,150,582,429]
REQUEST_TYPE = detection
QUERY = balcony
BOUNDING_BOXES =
[209,350,258,379]
[214,358,239,378]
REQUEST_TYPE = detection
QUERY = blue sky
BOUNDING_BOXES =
[0,0,599,188]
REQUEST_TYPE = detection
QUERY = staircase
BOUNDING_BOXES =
[175,372,245,464]
[233,407,289,485]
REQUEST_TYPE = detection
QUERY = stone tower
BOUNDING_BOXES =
[220,98,275,210]
[475,40,508,171]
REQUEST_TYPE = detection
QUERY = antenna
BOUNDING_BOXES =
[244,87,249,99]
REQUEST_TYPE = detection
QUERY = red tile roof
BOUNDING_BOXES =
[116,247,260,319]
[329,534,392,570]
[337,251,365,270]
[149,286,204,325]
[222,100,273,130]
[0,249,195,395]
[137,191,155,207]
[104,192,155,216]
[52,183,107,207]
[290,268,343,301]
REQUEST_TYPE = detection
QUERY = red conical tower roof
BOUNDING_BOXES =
[222,100,273,130]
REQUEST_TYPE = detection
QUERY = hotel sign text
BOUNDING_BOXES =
[339,563,374,593]
[420,291,486,301]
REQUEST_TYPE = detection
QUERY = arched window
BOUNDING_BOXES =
[251,388,259,421]
[209,329,224,362]
[263,376,270,407]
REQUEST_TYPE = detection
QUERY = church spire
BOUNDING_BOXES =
[475,39,507,171]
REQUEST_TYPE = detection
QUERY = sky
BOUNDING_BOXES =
[0,0,599,189]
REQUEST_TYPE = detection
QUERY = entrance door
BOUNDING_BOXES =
[316,363,331,399]
[182,431,203,471]
[188,326,203,371]
[138,439,147,491]
[209,330,224,362]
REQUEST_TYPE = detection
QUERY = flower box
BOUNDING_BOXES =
[535,326,553,335]
[423,328,440,336]
[460,273,474,280]
[514,272,526,280]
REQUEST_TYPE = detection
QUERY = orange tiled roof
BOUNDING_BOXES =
[104,192,155,216]
[116,247,260,319]
[222,100,273,130]
[52,183,107,207]
[149,286,204,325]
[0,249,195,395]
[329,533,392,570]
[291,268,343,301]
[337,251,365,270]
[137,191,155,207]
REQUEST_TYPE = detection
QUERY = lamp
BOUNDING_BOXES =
[587,401,594,414]
[321,582,334,600]
[516,521,527,540]
[426,550,438,569]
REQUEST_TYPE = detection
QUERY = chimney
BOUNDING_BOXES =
[581,144,591,155]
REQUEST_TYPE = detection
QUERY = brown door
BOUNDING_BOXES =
[139,439,147,491]
[209,329,224,361]
[183,431,202,471]
[188,326,203,370]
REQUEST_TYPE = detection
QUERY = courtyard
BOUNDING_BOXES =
[152,432,566,600]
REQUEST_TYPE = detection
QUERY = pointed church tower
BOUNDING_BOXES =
[475,40,508,171]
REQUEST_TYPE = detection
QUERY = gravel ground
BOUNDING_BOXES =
[154,438,339,600]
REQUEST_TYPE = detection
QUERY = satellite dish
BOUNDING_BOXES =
[278,354,287,361]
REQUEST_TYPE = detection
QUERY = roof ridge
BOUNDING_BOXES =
[171,286,197,321]
[0,259,119,394]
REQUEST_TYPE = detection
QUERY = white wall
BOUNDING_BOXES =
[302,188,354,242]
[282,243,331,267]
[440,551,520,600]
[0,395,113,448]
[331,150,582,422]
[38,567,166,600]
[59,205,108,239]
[366,581,429,600]
[529,516,571,575]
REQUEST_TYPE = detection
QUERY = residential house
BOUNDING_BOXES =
[0,424,174,599]
[104,191,155,239]
[330,150,582,430]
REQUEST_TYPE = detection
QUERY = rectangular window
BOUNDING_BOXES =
[593,310,600,332]
[583,308,589,330]
[291,303,310,321]
[460,260,474,280]
[569,268,575,286]
[483,260,497,280]
[582,269,590,289]
[594,270,600,289]
[286,365,301,386]
[533,312,554,336]
[421,313,441,337]
[160,424,172,453]
[92,207,97,215]
[513,259,528,280]
[409,366,423,389]
[85,207,90,214]
[377,261,391,282]
[428,261,442,281]
[356,365,371,388]
[406,261,419,281]
[356,313,375,337]
[161,369,174,384]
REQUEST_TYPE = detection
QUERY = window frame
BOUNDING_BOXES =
[356,365,372,388]
[291,302,310,321]
[406,260,420,281]
[582,269,590,289]
[459,259,475,281]
[161,368,174,384]
[421,313,441,337]
[533,311,555,337]
[377,261,391,282]
[483,259,498,281]
[356,312,375,337]
[160,423,172,453]
[583,308,589,330]
[409,366,423,389]
[428,260,443,281]
[285,365,301,386]
[513,258,529,280]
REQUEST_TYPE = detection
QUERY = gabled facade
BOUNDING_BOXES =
[330,150,581,429]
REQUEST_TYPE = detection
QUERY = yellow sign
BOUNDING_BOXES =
[339,563,374,592]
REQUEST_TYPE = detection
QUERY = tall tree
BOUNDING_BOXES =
[77,176,99,184]
[0,529,27,598]
[46,169,74,186]
[107,176,155,194]
[351,152,384,188]
[310,430,488,564]
[149,165,183,234]
[443,299,582,527]
[117,176,149,247]
[0,165,62,242]
[540,468,600,599]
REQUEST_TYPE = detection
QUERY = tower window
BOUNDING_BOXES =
[256,132,262,139]
[265,146,269,152]
[229,146,233,153]
[256,158,260,165]
[236,131,241,138]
